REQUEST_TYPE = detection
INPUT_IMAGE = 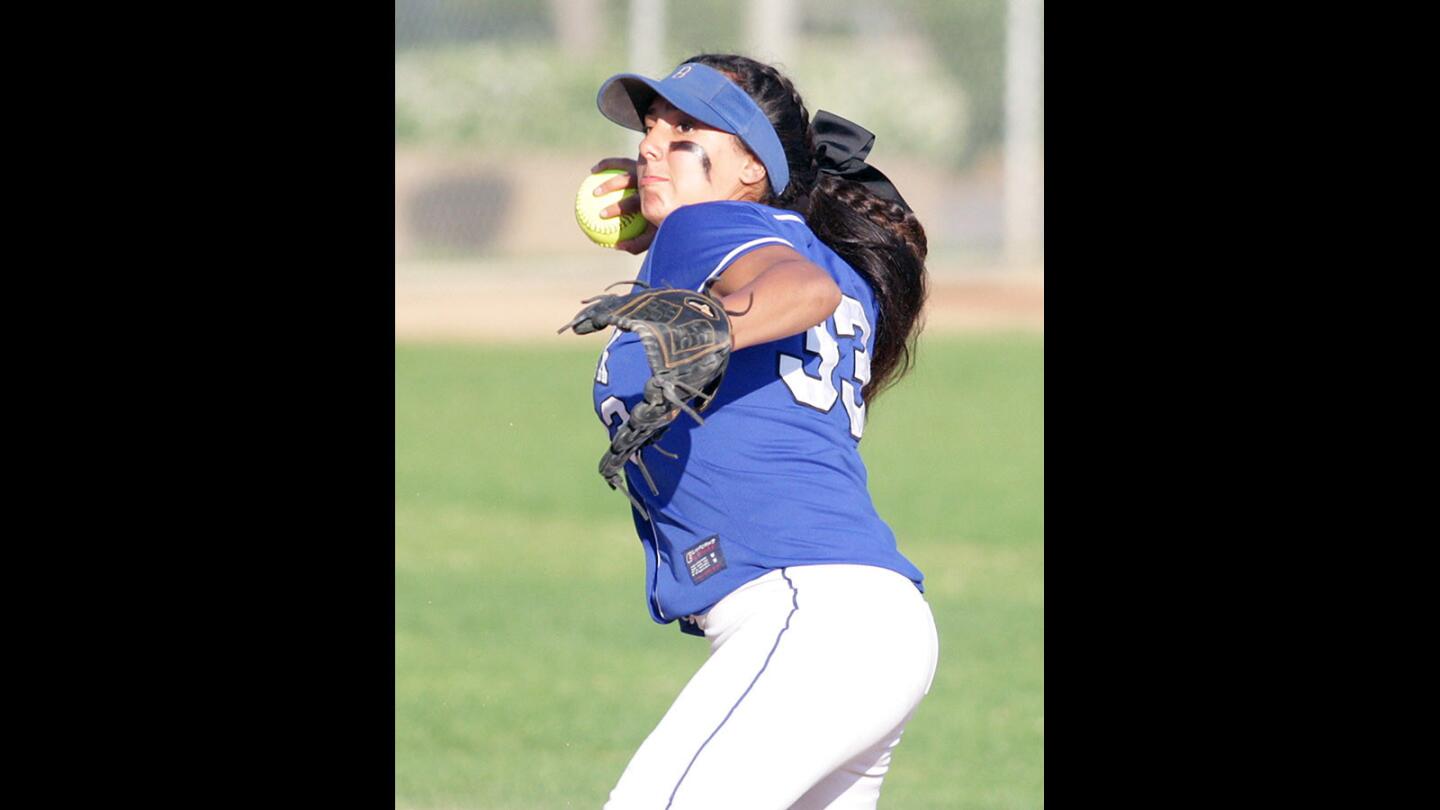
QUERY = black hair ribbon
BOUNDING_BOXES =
[811,109,912,213]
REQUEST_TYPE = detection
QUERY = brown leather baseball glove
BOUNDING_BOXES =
[558,282,735,517]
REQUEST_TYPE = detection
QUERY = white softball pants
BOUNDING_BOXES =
[603,563,940,810]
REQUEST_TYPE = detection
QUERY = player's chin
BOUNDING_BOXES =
[639,192,671,227]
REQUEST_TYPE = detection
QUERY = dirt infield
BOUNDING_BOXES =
[395,260,1043,343]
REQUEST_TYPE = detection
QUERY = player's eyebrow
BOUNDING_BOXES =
[644,99,677,121]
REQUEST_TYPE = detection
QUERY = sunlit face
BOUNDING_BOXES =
[635,98,768,225]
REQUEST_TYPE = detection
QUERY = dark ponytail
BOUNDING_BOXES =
[685,53,928,403]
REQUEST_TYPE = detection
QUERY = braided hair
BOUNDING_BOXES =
[685,53,928,404]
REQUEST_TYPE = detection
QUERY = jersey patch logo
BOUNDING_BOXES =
[684,536,727,584]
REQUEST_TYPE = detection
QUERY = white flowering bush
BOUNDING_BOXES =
[395,37,970,166]
[789,35,969,165]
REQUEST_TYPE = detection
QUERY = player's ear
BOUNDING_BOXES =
[738,153,767,188]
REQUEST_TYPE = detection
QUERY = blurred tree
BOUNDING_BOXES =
[665,7,744,64]
[395,0,553,48]
[394,0,1027,172]
[895,0,1009,167]
[549,0,604,56]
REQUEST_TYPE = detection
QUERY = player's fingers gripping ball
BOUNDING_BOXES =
[575,170,647,248]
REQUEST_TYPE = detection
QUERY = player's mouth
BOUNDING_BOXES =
[640,175,669,186]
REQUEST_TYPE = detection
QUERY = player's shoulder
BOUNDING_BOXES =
[657,200,809,240]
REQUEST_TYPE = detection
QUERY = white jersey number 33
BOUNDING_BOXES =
[779,295,871,439]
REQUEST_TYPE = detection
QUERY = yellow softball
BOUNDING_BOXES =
[575,170,647,248]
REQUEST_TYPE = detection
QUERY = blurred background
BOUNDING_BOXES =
[395,0,1043,340]
[396,3,1043,808]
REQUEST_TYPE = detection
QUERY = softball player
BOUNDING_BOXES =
[586,55,938,810]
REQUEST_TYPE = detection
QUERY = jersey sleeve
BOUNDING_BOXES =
[642,201,798,292]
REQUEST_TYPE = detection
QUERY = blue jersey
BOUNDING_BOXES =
[592,200,925,632]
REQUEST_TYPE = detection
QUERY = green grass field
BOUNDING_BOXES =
[396,334,1044,809]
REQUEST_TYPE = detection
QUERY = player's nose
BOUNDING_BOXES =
[638,124,668,162]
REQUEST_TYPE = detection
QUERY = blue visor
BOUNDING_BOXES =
[596,62,790,195]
